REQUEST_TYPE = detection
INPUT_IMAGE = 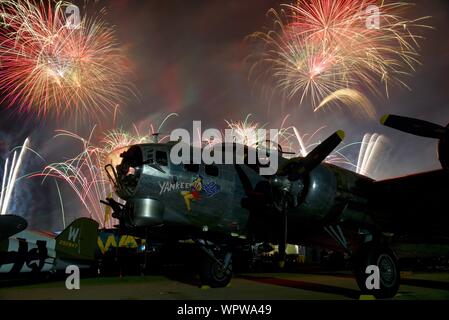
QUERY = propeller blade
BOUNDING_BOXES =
[278,130,345,178]
[381,114,448,139]
[302,130,345,172]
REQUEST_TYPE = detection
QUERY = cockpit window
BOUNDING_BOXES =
[122,146,144,167]
[146,149,154,164]
[156,151,168,166]
[112,145,143,199]
[205,164,219,177]
[184,164,199,173]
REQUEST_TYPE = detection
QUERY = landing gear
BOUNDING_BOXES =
[197,241,233,288]
[354,244,400,299]
[199,255,232,288]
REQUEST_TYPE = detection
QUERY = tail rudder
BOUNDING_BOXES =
[55,218,99,261]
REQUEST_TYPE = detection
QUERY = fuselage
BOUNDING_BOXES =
[110,142,449,256]
[110,144,372,245]
[0,217,100,274]
[0,230,56,273]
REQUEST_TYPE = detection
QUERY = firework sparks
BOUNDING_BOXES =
[38,114,178,227]
[291,125,358,167]
[40,129,114,227]
[225,114,264,147]
[356,133,387,177]
[224,114,374,170]
[0,0,133,119]
[0,137,30,215]
[315,88,376,119]
[102,113,178,167]
[249,0,431,111]
[101,127,148,166]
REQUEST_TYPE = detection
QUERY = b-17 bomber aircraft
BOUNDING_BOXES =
[103,114,449,298]
[0,216,99,274]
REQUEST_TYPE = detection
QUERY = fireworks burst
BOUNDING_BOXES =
[316,88,376,118]
[249,0,431,113]
[0,137,30,215]
[224,114,298,155]
[101,128,148,168]
[225,114,387,176]
[39,131,118,229]
[356,133,387,176]
[102,113,178,167]
[291,125,357,167]
[225,114,265,147]
[38,114,178,227]
[225,115,357,169]
[40,129,115,228]
[0,0,133,119]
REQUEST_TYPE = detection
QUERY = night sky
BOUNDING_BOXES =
[0,0,448,230]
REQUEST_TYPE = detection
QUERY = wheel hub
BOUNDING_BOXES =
[377,254,397,288]
[212,262,230,281]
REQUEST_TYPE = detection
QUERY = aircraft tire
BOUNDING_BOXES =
[199,255,232,288]
[354,244,400,299]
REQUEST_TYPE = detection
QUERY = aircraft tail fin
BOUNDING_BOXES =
[55,218,99,261]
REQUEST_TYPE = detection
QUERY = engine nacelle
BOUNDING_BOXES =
[292,163,371,223]
[294,164,338,222]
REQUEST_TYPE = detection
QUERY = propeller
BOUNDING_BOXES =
[274,130,345,267]
[277,130,346,180]
[381,114,449,170]
[380,114,447,139]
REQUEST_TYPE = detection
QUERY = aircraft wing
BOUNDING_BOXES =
[367,169,449,238]
[0,215,28,242]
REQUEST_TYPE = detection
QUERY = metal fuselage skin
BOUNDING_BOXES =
[0,231,56,273]
[0,218,99,274]
[113,143,449,256]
